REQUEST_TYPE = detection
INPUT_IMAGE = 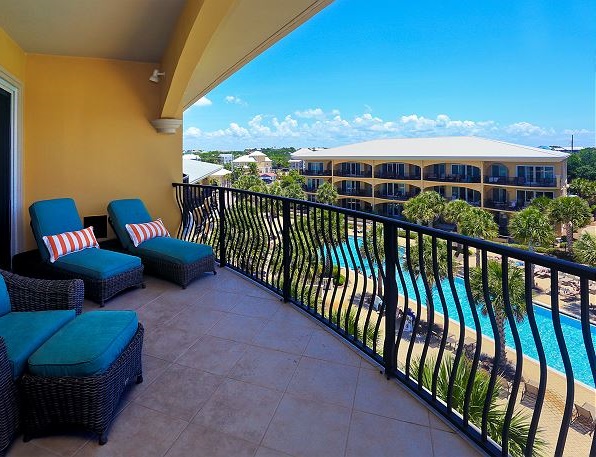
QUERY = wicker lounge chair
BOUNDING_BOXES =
[29,198,144,305]
[108,199,216,288]
[0,270,83,454]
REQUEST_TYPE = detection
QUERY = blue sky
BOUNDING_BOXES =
[183,0,596,151]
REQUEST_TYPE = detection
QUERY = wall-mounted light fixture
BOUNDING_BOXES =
[149,69,165,83]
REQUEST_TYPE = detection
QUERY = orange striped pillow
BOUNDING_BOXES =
[42,226,100,263]
[125,219,170,247]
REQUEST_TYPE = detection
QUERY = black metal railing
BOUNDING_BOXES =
[173,183,596,457]
[375,191,418,201]
[337,188,372,197]
[334,169,373,178]
[302,169,332,176]
[424,174,482,183]
[302,185,319,192]
[484,176,559,188]
[484,199,532,211]
[375,171,422,180]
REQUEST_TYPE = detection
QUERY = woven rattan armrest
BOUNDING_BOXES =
[0,270,83,315]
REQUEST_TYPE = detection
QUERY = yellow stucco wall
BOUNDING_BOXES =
[0,27,26,80]
[22,54,182,249]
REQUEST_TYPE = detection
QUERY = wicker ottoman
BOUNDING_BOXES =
[20,311,143,445]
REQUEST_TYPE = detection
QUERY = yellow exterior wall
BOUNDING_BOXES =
[23,55,182,249]
[0,27,26,80]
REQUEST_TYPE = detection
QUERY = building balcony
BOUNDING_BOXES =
[337,188,373,197]
[483,176,559,187]
[484,199,531,211]
[375,191,418,201]
[303,185,319,192]
[334,170,373,178]
[375,172,422,180]
[302,169,332,177]
[424,174,482,183]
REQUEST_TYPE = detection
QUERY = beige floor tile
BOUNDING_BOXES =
[163,423,258,457]
[164,306,226,334]
[175,335,247,375]
[286,356,359,409]
[428,412,455,433]
[255,447,294,457]
[208,313,267,344]
[230,346,300,391]
[142,325,202,361]
[191,290,242,312]
[135,297,188,328]
[431,428,483,457]
[192,378,283,443]
[124,354,171,400]
[230,295,283,319]
[263,394,351,457]
[73,403,187,457]
[134,364,221,421]
[252,319,315,355]
[354,367,431,427]
[346,410,434,457]
[10,432,90,457]
[304,329,363,367]
[6,439,62,457]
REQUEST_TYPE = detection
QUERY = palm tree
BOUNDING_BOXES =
[442,199,472,228]
[549,196,592,253]
[412,355,545,457]
[508,207,554,288]
[569,178,596,207]
[403,191,446,227]
[529,196,552,213]
[574,232,596,267]
[470,260,526,365]
[458,207,498,266]
[315,182,338,205]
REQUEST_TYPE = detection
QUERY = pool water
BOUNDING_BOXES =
[331,238,596,388]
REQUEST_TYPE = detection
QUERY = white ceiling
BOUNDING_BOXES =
[0,0,186,62]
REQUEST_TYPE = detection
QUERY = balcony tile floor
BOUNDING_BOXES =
[6,267,483,457]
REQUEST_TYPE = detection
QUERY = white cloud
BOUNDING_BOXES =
[184,108,588,150]
[295,108,325,119]
[192,96,212,107]
[225,95,246,105]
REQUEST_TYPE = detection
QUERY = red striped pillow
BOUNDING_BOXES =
[42,226,99,263]
[125,219,170,247]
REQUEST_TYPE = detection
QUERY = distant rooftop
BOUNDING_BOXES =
[182,159,223,184]
[292,136,569,162]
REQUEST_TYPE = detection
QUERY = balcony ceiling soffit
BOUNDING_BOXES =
[0,0,186,62]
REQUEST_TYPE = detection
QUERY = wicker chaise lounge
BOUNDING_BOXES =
[0,270,83,454]
[29,198,145,305]
[108,198,216,288]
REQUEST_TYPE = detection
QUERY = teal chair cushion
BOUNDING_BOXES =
[53,249,141,280]
[29,198,84,263]
[107,199,152,251]
[0,310,76,378]
[28,311,138,377]
[133,237,213,265]
[0,276,10,317]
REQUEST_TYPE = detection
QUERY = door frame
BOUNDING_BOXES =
[0,66,23,260]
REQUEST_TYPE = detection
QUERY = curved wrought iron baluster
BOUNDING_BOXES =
[479,250,501,443]
[311,206,326,315]
[294,205,309,306]
[344,217,360,340]
[499,256,523,457]
[225,191,241,269]
[304,206,319,313]
[404,230,423,380]
[361,220,379,353]
[445,240,465,413]
[319,208,333,319]
[352,218,369,348]
[430,235,449,400]
[370,220,386,357]
[335,212,351,329]
[326,209,341,324]
[461,245,482,428]
[550,270,575,456]
[242,194,258,277]
[523,261,547,456]
[271,199,284,291]
[415,232,433,391]
[579,277,596,456]
[394,229,410,372]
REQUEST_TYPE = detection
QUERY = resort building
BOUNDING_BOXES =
[182,156,231,186]
[232,150,273,173]
[293,136,568,231]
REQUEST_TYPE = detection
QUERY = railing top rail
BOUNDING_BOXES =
[172,182,596,279]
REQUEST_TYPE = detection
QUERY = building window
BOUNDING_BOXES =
[308,162,323,172]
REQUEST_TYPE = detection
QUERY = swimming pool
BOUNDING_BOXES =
[331,239,596,388]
